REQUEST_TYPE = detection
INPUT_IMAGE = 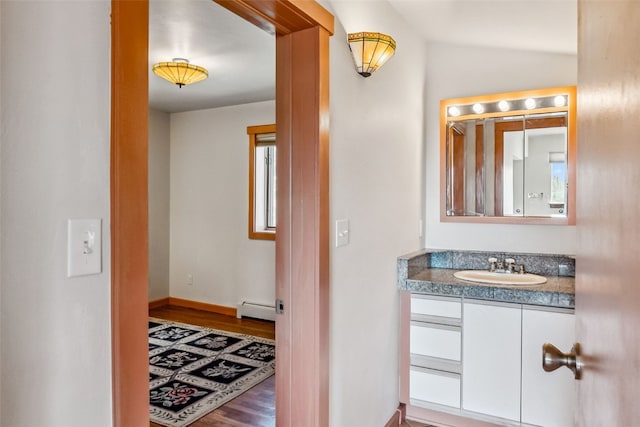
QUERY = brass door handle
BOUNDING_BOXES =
[542,342,583,380]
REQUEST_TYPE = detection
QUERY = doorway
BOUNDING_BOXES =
[147,2,277,422]
[110,1,334,426]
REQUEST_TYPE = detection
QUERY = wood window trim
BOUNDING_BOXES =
[248,123,276,241]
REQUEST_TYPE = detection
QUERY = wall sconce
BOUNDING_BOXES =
[152,58,208,88]
[347,32,396,77]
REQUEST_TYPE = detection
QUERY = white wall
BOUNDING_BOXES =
[0,2,112,426]
[425,42,578,254]
[169,101,275,309]
[149,109,171,301]
[326,1,425,425]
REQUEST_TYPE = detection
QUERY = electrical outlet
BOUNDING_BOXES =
[187,274,193,286]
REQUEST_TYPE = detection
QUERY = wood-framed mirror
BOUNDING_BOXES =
[440,86,576,225]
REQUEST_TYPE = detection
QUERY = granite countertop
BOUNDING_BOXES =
[398,249,575,309]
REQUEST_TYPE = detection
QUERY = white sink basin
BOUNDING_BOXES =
[453,270,547,286]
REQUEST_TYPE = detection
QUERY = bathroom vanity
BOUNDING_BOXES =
[398,249,576,427]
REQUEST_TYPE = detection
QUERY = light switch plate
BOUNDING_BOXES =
[67,218,102,277]
[335,219,349,247]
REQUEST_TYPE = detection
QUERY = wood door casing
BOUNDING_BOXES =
[449,125,465,215]
[475,123,484,215]
[576,1,640,425]
[110,1,333,426]
[447,123,485,215]
[110,2,149,426]
[274,25,331,427]
[448,122,485,216]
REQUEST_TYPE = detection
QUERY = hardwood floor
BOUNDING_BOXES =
[149,305,276,427]
[150,305,275,340]
[149,306,436,427]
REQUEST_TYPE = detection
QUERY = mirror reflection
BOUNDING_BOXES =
[441,87,576,225]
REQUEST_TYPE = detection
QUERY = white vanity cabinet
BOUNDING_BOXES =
[407,294,575,427]
[521,307,575,427]
[462,301,522,421]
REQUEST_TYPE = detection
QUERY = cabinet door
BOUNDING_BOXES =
[462,301,521,421]
[411,294,462,320]
[522,307,575,427]
[410,366,461,408]
[410,322,461,361]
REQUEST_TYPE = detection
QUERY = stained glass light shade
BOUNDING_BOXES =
[152,59,208,88]
[347,32,396,77]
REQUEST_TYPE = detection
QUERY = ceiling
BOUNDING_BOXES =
[148,0,577,114]
[149,0,275,113]
[386,0,577,55]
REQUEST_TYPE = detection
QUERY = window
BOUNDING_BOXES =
[248,124,276,240]
[548,151,566,207]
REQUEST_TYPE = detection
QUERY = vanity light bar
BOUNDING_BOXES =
[446,94,568,119]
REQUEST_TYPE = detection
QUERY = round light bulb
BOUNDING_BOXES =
[525,98,536,109]
[448,106,460,117]
[498,100,510,112]
[472,103,484,114]
[554,95,566,107]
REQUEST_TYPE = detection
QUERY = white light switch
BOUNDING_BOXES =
[67,219,102,277]
[335,219,349,247]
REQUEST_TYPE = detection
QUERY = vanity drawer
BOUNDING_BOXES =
[411,295,461,320]
[410,366,461,408]
[410,321,461,361]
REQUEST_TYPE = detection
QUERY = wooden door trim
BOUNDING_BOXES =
[214,0,334,36]
[274,26,331,426]
[111,1,333,426]
[475,123,485,214]
[111,2,149,426]
[451,127,465,215]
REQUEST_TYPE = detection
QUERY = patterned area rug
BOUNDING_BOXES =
[149,318,275,426]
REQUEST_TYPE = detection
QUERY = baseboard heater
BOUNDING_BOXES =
[236,301,276,322]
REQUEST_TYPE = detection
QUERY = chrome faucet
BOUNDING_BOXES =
[506,258,526,274]
[488,257,526,274]
[488,257,505,272]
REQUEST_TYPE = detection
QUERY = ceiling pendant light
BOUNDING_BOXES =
[347,32,396,77]
[152,58,208,88]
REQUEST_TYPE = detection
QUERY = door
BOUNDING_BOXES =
[576,1,640,424]
[522,308,574,427]
[462,301,521,421]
